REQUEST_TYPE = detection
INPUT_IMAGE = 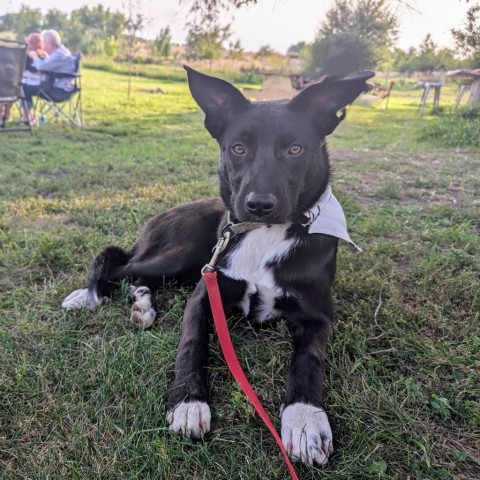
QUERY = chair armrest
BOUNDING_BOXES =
[40,70,81,79]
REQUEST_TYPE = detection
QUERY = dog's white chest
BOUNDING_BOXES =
[220,224,297,321]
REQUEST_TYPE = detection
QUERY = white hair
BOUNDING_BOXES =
[42,29,61,47]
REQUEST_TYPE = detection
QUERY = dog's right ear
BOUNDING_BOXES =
[184,65,251,140]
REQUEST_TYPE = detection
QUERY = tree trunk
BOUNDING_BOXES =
[468,79,480,108]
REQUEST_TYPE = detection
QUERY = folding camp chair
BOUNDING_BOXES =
[35,52,83,127]
[371,81,395,110]
[358,81,395,110]
[0,38,34,134]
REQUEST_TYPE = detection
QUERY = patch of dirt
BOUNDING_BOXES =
[331,148,480,210]
[139,87,165,94]
[39,168,71,180]
[13,214,88,232]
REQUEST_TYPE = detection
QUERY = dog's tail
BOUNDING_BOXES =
[87,245,132,298]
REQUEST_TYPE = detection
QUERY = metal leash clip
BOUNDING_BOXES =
[201,231,231,275]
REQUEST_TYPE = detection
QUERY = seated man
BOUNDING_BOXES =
[24,30,75,111]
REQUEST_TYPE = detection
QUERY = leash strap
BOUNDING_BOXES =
[203,270,299,480]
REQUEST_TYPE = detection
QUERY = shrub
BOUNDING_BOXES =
[419,108,480,148]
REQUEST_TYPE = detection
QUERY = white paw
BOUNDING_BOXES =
[129,286,156,329]
[281,403,333,466]
[62,288,102,310]
[167,401,211,440]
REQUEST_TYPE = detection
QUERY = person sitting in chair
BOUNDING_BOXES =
[20,32,48,125]
[25,30,75,113]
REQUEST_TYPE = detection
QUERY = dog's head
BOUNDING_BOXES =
[185,66,374,224]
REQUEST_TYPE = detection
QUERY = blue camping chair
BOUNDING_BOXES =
[35,52,83,127]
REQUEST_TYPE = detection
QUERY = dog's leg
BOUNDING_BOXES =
[129,281,157,330]
[167,275,245,440]
[167,279,212,439]
[281,319,334,466]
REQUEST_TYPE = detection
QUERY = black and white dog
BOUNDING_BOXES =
[63,66,373,466]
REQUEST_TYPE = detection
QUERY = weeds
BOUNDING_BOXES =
[420,108,480,148]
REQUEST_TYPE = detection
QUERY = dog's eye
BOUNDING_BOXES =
[288,144,302,155]
[231,144,246,155]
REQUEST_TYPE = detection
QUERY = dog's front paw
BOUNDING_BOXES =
[129,286,156,329]
[62,288,103,310]
[281,403,333,466]
[167,401,211,440]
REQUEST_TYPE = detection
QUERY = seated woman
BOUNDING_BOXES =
[25,30,75,113]
[20,32,48,125]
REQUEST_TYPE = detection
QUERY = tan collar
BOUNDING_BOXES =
[225,187,362,252]
[224,211,264,235]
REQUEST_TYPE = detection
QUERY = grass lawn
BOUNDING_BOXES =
[0,66,479,480]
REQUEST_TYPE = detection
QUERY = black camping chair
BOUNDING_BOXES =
[35,52,83,127]
[0,38,33,134]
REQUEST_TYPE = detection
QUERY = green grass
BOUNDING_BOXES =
[84,57,263,86]
[1,67,479,480]
[420,109,480,149]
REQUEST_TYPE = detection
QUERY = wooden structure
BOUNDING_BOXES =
[447,69,480,110]
[418,82,442,114]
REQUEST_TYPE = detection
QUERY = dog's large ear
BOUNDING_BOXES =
[184,65,251,140]
[289,71,375,137]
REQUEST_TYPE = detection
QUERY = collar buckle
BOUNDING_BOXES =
[201,231,231,276]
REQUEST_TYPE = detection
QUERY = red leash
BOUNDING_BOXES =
[203,267,300,480]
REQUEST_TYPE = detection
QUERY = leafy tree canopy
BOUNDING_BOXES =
[183,0,256,24]
[451,2,480,67]
[306,0,398,76]
[153,27,172,58]
[185,23,231,60]
[0,3,129,56]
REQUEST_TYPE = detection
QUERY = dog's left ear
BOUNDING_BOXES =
[184,65,251,140]
[289,71,375,137]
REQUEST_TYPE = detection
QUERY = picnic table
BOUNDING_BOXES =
[446,69,480,109]
[418,82,443,114]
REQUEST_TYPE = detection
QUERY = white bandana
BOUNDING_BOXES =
[303,185,363,252]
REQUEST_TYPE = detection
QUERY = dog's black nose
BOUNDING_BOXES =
[245,193,276,217]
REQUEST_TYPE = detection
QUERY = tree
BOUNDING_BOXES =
[307,0,398,76]
[436,48,458,70]
[451,2,480,67]
[43,9,69,35]
[182,0,257,25]
[123,0,145,100]
[452,2,480,107]
[0,4,127,54]
[185,23,231,60]
[393,38,459,74]
[228,38,244,60]
[255,45,274,59]
[419,33,436,56]
[416,34,439,72]
[392,46,416,74]
[287,42,306,58]
[254,45,275,69]
[153,27,172,58]
[1,6,43,40]
[68,5,127,54]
